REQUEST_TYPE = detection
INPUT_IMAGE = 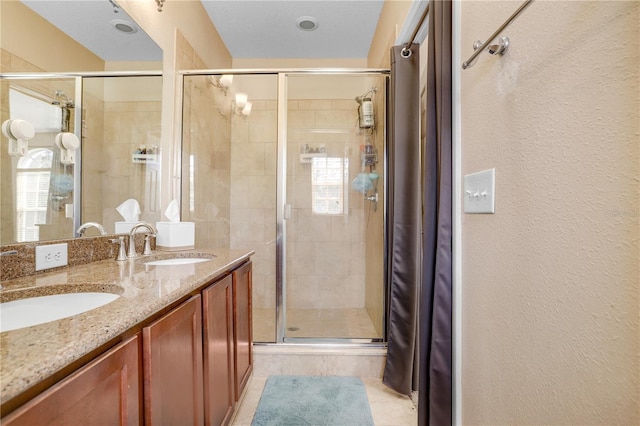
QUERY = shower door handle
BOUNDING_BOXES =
[284,204,292,220]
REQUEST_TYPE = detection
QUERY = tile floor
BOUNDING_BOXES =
[232,375,418,426]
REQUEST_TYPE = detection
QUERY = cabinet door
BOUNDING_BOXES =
[143,295,204,426]
[3,335,141,426]
[202,274,235,426]
[232,261,252,401]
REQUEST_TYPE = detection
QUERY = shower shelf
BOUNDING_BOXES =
[299,153,327,163]
[132,154,159,164]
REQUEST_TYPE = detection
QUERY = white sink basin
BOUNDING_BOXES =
[0,292,120,333]
[144,258,211,266]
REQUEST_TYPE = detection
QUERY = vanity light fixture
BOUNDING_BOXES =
[241,102,253,116]
[232,93,252,117]
[155,0,165,12]
[208,74,233,95]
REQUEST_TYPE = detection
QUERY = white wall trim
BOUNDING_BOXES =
[452,0,463,424]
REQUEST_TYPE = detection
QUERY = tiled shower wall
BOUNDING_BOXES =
[285,100,369,311]
[229,97,384,322]
[99,102,161,233]
[365,90,386,337]
[229,100,278,311]
[179,33,232,249]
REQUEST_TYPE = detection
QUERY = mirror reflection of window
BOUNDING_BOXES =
[311,157,349,215]
[16,148,53,242]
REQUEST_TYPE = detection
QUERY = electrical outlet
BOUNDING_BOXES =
[35,243,68,271]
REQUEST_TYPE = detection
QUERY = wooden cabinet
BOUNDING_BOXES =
[202,274,235,426]
[232,261,252,401]
[3,335,141,426]
[143,295,204,426]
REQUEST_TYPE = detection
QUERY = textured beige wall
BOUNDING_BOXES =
[460,1,639,424]
[119,0,231,70]
[367,0,413,68]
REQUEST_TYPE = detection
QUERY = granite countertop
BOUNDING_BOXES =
[0,248,253,406]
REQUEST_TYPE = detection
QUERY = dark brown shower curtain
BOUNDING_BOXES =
[383,1,453,425]
[382,42,421,398]
[420,0,453,424]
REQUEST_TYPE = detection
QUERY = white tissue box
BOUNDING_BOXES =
[155,222,195,251]
[115,222,143,234]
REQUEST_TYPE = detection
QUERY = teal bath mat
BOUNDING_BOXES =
[251,375,375,426]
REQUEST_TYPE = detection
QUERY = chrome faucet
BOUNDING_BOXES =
[76,222,107,236]
[127,222,157,258]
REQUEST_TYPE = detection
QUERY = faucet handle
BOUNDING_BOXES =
[110,236,128,261]
[142,234,154,256]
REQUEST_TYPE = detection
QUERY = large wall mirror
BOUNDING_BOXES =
[0,1,163,244]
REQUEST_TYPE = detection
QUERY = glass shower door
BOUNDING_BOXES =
[182,73,280,343]
[282,73,387,342]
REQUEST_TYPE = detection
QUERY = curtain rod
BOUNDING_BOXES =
[405,3,430,50]
[462,0,534,69]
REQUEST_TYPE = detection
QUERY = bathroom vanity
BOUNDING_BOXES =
[0,248,253,426]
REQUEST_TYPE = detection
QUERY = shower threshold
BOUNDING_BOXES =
[255,338,386,349]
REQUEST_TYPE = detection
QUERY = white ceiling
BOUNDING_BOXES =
[20,0,385,62]
[201,1,384,59]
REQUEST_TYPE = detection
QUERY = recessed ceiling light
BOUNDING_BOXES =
[296,16,319,31]
[111,19,138,34]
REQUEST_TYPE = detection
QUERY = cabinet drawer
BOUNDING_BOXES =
[3,335,141,426]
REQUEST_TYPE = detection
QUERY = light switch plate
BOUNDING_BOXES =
[464,168,495,214]
[35,243,68,271]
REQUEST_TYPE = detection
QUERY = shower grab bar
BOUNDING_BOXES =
[462,0,535,70]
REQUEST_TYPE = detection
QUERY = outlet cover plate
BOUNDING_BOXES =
[35,243,68,271]
[464,168,496,214]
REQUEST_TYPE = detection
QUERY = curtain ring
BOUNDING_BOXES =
[401,47,412,58]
